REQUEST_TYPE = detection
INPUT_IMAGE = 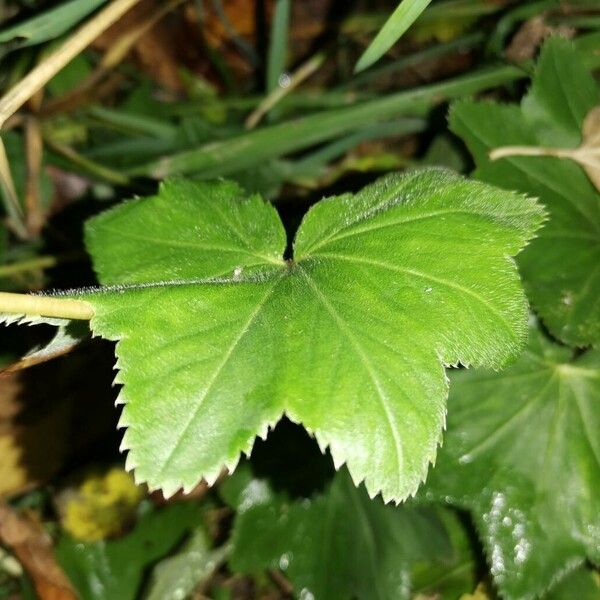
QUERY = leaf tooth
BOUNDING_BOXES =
[124,451,137,471]
[158,480,181,499]
[114,389,127,406]
[204,470,222,488]
[256,421,271,441]
[119,427,133,452]
[112,369,125,386]
[181,480,199,495]
[331,452,346,471]
[116,412,131,429]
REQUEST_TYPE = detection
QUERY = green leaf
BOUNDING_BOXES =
[266,0,291,94]
[0,0,107,50]
[410,508,478,599]
[547,566,600,600]
[424,326,600,599]
[355,0,433,73]
[81,170,543,502]
[145,528,228,600]
[57,502,201,600]
[228,468,453,599]
[85,179,286,285]
[450,37,600,346]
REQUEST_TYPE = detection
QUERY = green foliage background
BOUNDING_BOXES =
[0,1,599,599]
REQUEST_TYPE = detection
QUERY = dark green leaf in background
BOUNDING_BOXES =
[410,508,478,599]
[425,326,600,599]
[228,468,458,600]
[547,566,600,600]
[57,502,202,600]
[145,527,228,600]
[450,37,600,346]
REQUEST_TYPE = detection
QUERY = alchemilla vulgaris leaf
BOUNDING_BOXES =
[424,326,600,599]
[450,36,600,346]
[81,170,544,502]
[226,467,455,600]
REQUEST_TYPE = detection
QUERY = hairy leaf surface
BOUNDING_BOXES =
[424,327,600,599]
[450,37,600,346]
[82,170,543,501]
[227,468,455,600]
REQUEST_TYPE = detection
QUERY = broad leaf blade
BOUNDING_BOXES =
[83,170,543,502]
[85,179,286,285]
[89,278,286,496]
[411,508,478,599]
[450,37,600,346]
[522,37,599,148]
[424,327,600,599]
[288,170,543,498]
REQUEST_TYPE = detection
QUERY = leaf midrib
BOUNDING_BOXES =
[300,207,535,257]
[298,265,406,493]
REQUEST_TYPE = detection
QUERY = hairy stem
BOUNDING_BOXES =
[246,52,326,129]
[0,292,93,320]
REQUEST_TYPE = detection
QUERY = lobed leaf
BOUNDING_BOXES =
[228,468,456,599]
[450,37,600,346]
[81,170,543,502]
[424,326,600,599]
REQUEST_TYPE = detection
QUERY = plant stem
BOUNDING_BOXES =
[45,138,130,186]
[489,145,572,160]
[0,292,93,320]
[0,253,82,277]
[246,52,326,129]
[489,145,600,168]
[0,0,141,238]
[0,0,141,128]
[0,139,28,239]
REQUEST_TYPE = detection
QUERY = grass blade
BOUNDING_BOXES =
[134,64,524,179]
[0,0,107,50]
[267,0,291,93]
[355,0,433,73]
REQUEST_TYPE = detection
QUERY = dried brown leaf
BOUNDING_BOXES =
[0,505,77,600]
